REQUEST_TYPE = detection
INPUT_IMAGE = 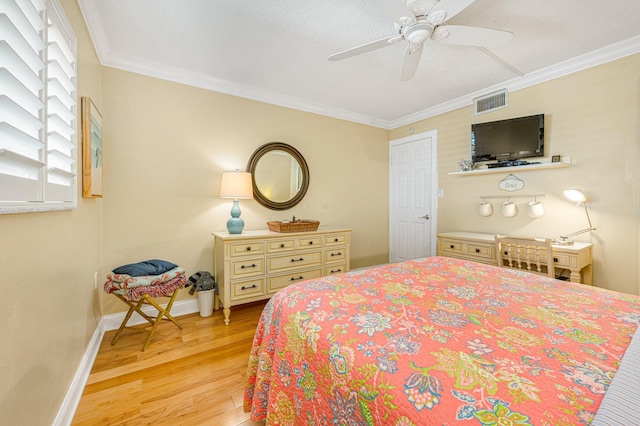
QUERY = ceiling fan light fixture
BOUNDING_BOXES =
[399,16,415,26]
[403,22,433,44]
[328,0,513,82]
[427,10,447,25]
[432,27,450,41]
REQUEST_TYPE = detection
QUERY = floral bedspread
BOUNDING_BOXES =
[244,257,640,425]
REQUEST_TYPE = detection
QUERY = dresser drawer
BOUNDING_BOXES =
[296,236,323,248]
[551,253,571,268]
[267,268,322,292]
[439,239,464,254]
[231,278,265,300]
[325,248,346,263]
[325,233,348,246]
[266,239,296,253]
[267,251,323,273]
[230,241,265,257]
[231,257,264,279]
[467,243,493,260]
[325,264,346,275]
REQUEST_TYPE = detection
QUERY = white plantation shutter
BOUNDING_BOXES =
[0,0,77,213]
[45,7,76,200]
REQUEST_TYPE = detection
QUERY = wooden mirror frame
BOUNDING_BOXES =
[246,142,310,211]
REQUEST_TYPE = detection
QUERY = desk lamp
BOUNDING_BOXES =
[556,189,596,245]
[220,170,253,234]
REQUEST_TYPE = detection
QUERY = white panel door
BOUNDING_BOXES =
[389,131,437,263]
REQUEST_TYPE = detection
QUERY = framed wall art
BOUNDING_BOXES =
[82,96,103,198]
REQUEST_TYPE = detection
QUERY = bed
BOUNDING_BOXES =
[244,256,640,425]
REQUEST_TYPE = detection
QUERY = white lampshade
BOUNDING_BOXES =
[220,171,253,199]
[563,189,587,204]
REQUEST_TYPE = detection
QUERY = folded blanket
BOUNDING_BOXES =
[104,273,187,300]
[105,266,186,289]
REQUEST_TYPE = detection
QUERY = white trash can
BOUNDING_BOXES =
[197,289,215,317]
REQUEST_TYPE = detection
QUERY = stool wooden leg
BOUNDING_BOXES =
[140,289,182,351]
[111,296,139,345]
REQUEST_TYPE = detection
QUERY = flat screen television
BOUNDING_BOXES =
[471,114,544,162]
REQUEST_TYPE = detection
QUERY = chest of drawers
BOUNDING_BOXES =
[212,228,351,324]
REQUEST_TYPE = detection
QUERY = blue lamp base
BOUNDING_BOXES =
[226,199,245,234]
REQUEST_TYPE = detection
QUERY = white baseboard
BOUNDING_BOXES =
[53,319,105,426]
[54,298,200,425]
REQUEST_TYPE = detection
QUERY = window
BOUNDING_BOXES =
[0,0,77,214]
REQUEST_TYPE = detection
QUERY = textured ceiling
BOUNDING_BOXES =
[78,0,640,128]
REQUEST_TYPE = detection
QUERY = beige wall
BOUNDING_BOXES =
[0,0,103,424]
[391,54,640,295]
[100,67,390,315]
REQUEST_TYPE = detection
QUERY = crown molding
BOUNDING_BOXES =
[77,0,111,63]
[100,52,391,129]
[390,35,640,128]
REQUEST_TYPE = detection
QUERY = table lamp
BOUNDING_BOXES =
[220,170,253,234]
[556,189,596,245]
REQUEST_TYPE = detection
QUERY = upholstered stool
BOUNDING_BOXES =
[104,260,188,351]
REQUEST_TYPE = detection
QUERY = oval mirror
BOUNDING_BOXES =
[246,142,309,210]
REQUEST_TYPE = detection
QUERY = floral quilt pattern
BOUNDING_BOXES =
[244,257,640,425]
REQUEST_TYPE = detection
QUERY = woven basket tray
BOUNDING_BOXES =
[267,220,320,233]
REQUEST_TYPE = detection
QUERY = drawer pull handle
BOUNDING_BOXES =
[331,269,342,273]
[334,238,339,242]
[290,257,304,262]
[280,243,285,248]
[241,284,257,290]
[246,247,251,251]
[240,263,257,269]
[331,252,342,257]
[553,257,558,263]
[450,245,455,249]
[475,248,480,253]
[308,241,314,245]
[290,276,304,281]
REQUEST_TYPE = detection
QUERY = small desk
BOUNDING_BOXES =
[437,231,593,285]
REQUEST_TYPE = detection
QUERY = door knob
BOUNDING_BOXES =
[419,214,430,220]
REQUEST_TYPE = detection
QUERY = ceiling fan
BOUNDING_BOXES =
[328,0,513,81]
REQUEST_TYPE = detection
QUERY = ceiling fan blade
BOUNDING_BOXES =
[371,0,416,26]
[400,43,424,81]
[433,25,513,47]
[328,34,403,61]
[427,0,476,24]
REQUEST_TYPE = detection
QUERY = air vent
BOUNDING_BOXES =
[474,89,508,115]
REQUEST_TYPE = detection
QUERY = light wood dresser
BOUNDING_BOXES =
[212,228,351,324]
[437,231,593,285]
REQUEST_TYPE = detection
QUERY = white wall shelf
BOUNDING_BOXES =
[449,162,570,176]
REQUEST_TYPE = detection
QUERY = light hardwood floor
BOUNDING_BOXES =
[72,301,269,425]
